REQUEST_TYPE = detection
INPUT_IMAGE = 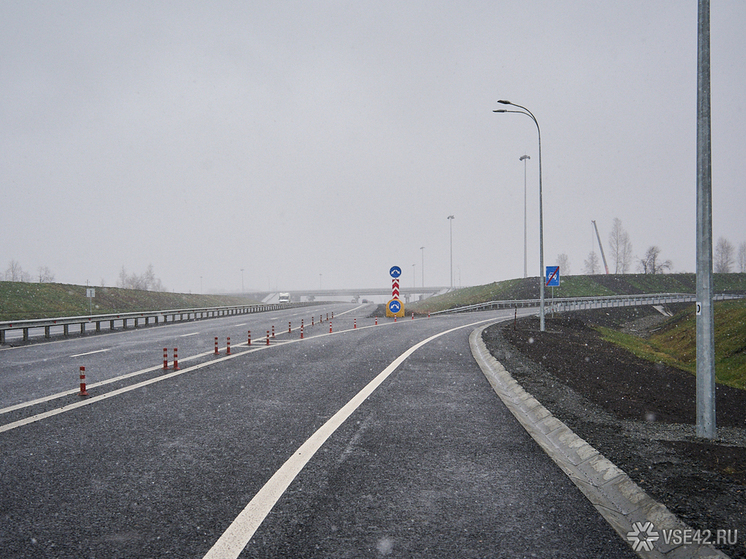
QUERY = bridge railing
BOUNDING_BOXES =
[0,301,320,344]
[430,292,742,316]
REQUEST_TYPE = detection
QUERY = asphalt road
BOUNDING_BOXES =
[0,303,639,558]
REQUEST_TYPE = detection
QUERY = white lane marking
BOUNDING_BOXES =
[202,316,496,559]
[180,332,200,337]
[69,348,111,358]
[0,318,378,426]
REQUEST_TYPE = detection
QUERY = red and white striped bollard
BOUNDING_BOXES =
[79,366,89,397]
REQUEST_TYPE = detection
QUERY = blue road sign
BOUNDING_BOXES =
[389,266,402,278]
[388,299,402,314]
[546,266,560,287]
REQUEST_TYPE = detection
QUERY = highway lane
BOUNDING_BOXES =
[0,306,638,558]
[0,303,358,410]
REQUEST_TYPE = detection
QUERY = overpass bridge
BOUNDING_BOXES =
[253,287,451,304]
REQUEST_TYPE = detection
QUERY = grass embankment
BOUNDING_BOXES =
[0,282,257,321]
[409,273,746,314]
[407,273,746,389]
[595,299,746,390]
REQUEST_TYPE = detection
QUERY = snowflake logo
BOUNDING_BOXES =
[626,521,660,552]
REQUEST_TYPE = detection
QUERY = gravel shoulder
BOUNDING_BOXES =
[481,308,746,559]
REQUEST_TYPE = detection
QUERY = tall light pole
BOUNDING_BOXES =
[494,100,545,332]
[696,0,715,439]
[519,154,530,279]
[447,215,455,289]
[420,246,425,288]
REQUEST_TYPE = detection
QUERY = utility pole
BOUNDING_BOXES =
[519,155,530,278]
[696,0,715,439]
[447,216,455,289]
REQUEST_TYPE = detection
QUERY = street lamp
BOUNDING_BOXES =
[494,100,545,332]
[420,246,425,288]
[519,154,530,279]
[447,215,455,289]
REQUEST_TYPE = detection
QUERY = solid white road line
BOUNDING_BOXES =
[202,317,496,559]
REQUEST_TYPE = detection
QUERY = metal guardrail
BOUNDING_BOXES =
[0,301,320,344]
[430,292,743,316]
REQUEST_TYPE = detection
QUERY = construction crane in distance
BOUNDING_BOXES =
[592,220,610,274]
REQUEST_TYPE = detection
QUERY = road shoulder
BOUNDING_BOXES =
[469,323,730,559]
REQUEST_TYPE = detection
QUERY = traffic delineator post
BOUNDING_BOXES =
[78,366,89,397]
[227,337,231,355]
[266,331,270,346]
[214,337,219,355]
[163,348,168,370]
[173,348,179,370]
[248,330,251,346]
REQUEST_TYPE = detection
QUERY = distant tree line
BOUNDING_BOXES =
[2,260,168,290]
[117,264,166,291]
[3,260,55,283]
[557,219,745,276]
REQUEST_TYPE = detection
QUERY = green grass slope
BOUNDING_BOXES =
[0,282,257,321]
[410,273,746,314]
[596,299,746,389]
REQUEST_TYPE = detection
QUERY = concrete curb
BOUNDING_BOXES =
[469,324,730,559]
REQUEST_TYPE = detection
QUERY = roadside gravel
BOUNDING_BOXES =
[481,311,745,559]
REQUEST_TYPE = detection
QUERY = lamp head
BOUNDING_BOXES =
[497,99,511,105]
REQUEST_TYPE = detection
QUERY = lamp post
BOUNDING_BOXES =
[519,154,530,279]
[420,246,425,289]
[494,100,545,332]
[447,215,455,289]
[696,0,715,439]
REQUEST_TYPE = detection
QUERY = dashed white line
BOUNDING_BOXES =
[70,348,110,358]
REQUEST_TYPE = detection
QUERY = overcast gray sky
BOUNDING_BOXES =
[2,1,744,294]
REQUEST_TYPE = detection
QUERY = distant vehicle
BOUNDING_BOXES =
[278,293,290,304]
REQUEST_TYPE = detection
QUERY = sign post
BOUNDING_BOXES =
[546,266,559,318]
[386,266,405,318]
[86,287,95,315]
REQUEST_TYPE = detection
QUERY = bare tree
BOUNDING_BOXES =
[5,260,30,282]
[638,246,672,274]
[38,266,55,283]
[739,242,746,273]
[714,237,734,273]
[583,251,600,275]
[118,265,166,291]
[608,218,633,273]
[118,266,129,288]
[556,253,571,275]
